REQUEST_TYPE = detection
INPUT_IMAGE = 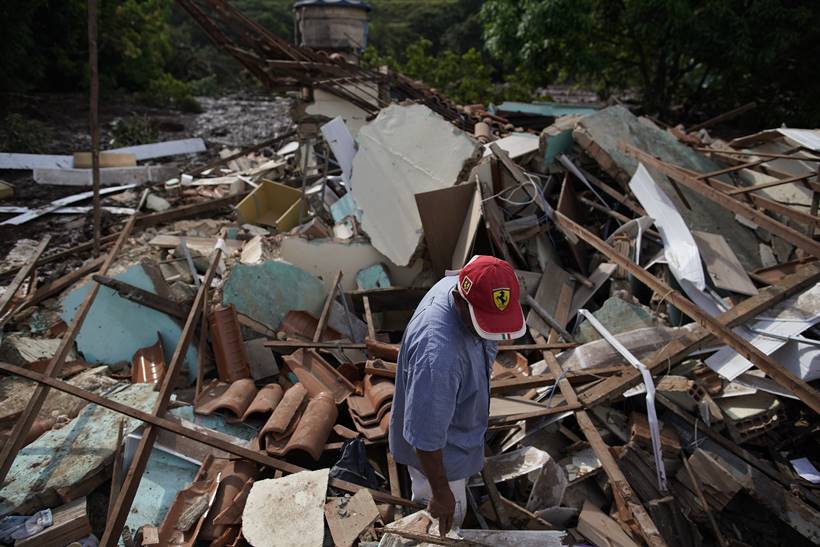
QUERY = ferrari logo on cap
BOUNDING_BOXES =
[461,276,473,294]
[492,288,510,311]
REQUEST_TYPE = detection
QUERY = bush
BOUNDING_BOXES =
[0,114,53,153]
[109,116,158,147]
[142,73,202,112]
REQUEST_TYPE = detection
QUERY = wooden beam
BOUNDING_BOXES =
[0,215,136,487]
[553,211,820,412]
[14,256,105,315]
[680,453,728,547]
[534,281,665,546]
[0,360,418,509]
[622,143,820,254]
[314,270,342,342]
[489,365,628,395]
[694,158,770,180]
[725,171,820,196]
[693,147,820,162]
[0,235,50,321]
[687,102,756,132]
[106,420,125,523]
[579,263,820,407]
[92,274,188,320]
[100,249,221,545]
[264,339,575,352]
[363,295,376,340]
[481,467,512,529]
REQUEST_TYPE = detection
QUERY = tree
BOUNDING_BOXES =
[364,38,496,105]
[481,0,820,125]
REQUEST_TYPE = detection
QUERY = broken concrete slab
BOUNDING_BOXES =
[33,165,178,186]
[325,490,380,547]
[482,133,540,159]
[350,103,481,266]
[60,262,199,384]
[0,383,158,515]
[415,181,478,277]
[222,260,326,331]
[306,84,377,136]
[242,469,329,547]
[278,237,424,292]
[574,105,761,270]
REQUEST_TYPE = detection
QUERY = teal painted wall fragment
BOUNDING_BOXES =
[356,263,391,290]
[222,260,326,330]
[330,192,363,223]
[60,263,199,384]
[490,101,599,118]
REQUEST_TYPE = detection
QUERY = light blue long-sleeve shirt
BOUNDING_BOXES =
[388,276,498,480]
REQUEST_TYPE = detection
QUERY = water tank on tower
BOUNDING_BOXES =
[293,0,371,61]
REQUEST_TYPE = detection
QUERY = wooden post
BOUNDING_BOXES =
[313,270,343,342]
[100,250,222,545]
[0,236,50,323]
[88,0,101,257]
[532,280,665,546]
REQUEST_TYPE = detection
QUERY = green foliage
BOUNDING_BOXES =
[142,73,202,112]
[0,0,174,94]
[481,0,820,125]
[109,116,158,148]
[0,114,53,153]
[364,38,498,105]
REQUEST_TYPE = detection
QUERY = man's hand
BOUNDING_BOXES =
[416,448,456,537]
[427,485,455,537]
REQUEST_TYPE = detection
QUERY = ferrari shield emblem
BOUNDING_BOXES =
[492,288,510,311]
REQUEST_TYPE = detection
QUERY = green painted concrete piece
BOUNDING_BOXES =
[222,260,326,330]
[60,263,199,384]
[577,296,657,343]
[0,383,158,516]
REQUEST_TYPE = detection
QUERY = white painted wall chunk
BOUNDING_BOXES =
[350,104,481,266]
[241,469,329,547]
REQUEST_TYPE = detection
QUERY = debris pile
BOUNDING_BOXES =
[0,5,819,547]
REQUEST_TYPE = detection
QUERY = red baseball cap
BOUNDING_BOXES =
[451,255,526,341]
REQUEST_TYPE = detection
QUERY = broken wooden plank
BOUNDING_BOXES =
[16,497,91,547]
[314,270,343,342]
[622,143,820,253]
[578,262,820,408]
[538,280,667,547]
[0,360,419,508]
[100,249,222,545]
[553,211,820,413]
[0,214,137,487]
[0,236,50,321]
[92,274,188,320]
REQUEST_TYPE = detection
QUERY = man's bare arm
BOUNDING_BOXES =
[416,448,455,537]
